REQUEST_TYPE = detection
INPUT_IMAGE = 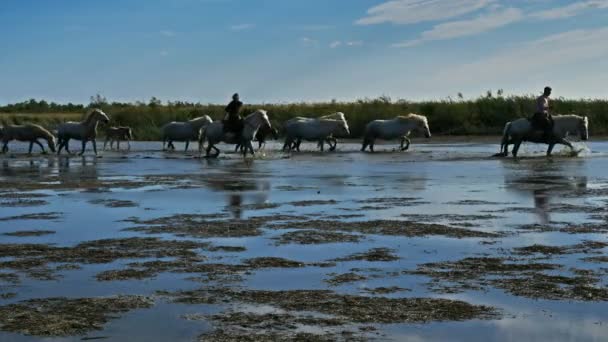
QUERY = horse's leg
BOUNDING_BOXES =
[103,138,108,150]
[296,139,302,152]
[547,143,555,156]
[361,137,369,152]
[212,145,220,158]
[116,140,120,150]
[512,140,522,157]
[370,141,375,153]
[401,137,411,151]
[56,139,63,155]
[34,140,45,153]
[282,138,292,152]
[65,139,72,154]
[205,143,213,157]
[127,139,131,150]
[28,142,33,154]
[79,140,87,156]
[319,140,324,152]
[185,140,190,152]
[92,140,98,155]
[234,143,240,152]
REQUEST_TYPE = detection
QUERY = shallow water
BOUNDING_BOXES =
[0,139,607,341]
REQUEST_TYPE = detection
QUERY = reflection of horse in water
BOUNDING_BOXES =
[503,162,588,224]
[201,166,271,219]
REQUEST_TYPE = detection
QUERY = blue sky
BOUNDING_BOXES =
[1,0,608,104]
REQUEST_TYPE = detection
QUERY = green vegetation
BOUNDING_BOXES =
[1,93,606,140]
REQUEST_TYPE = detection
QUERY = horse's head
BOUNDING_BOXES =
[270,127,279,140]
[47,135,57,153]
[580,116,589,141]
[89,109,110,124]
[126,127,134,140]
[250,109,271,131]
[413,114,431,138]
[339,120,351,137]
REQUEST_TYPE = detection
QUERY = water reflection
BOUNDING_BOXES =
[503,160,588,223]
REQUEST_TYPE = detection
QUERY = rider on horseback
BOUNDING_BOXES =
[531,86,554,141]
[223,93,244,136]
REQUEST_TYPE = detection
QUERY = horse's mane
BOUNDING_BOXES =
[553,114,585,121]
[320,112,345,121]
[83,108,104,124]
[189,116,212,123]
[396,113,427,124]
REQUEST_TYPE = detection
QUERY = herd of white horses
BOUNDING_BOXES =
[0,108,589,158]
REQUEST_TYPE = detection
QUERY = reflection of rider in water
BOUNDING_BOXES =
[531,87,554,141]
[533,189,550,224]
[223,93,244,136]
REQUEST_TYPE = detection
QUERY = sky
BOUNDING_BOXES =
[1,0,608,105]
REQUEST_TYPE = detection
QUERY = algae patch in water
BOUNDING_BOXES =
[88,199,138,208]
[244,257,305,269]
[332,248,399,262]
[273,230,362,245]
[325,272,367,286]
[170,288,499,324]
[0,212,62,221]
[192,311,360,342]
[2,230,55,237]
[270,219,499,239]
[0,295,153,336]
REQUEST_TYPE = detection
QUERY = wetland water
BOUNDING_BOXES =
[0,140,607,341]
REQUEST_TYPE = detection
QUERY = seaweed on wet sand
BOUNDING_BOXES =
[514,241,608,256]
[170,288,499,324]
[0,212,62,221]
[0,199,48,207]
[270,219,499,239]
[289,200,338,207]
[2,230,55,237]
[0,295,153,336]
[191,311,358,342]
[325,272,367,285]
[410,256,608,300]
[0,238,209,280]
[88,199,138,208]
[244,257,305,269]
[273,230,362,245]
[332,248,399,262]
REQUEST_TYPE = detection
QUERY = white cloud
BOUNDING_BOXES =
[230,24,255,31]
[301,37,319,47]
[329,41,342,48]
[393,8,523,47]
[533,0,608,20]
[346,41,363,47]
[160,30,175,37]
[434,26,608,84]
[356,0,495,25]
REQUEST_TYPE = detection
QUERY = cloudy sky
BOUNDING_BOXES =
[1,0,607,104]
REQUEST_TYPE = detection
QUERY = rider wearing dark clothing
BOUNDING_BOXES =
[223,93,244,135]
[531,86,554,141]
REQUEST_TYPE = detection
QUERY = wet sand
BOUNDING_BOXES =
[0,139,607,341]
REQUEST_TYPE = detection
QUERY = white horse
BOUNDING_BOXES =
[498,114,589,157]
[57,109,110,155]
[161,116,212,151]
[361,114,431,152]
[282,113,350,152]
[199,109,272,158]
